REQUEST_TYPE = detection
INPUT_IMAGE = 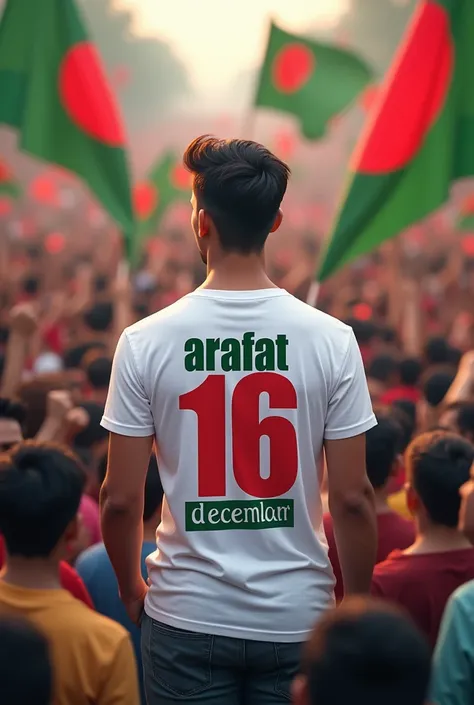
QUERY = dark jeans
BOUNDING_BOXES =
[141,613,303,705]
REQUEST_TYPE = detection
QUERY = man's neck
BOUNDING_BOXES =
[1,556,62,590]
[202,252,277,291]
[406,523,472,555]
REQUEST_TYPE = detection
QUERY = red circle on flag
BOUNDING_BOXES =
[59,42,125,146]
[0,162,11,182]
[133,182,158,220]
[171,164,192,190]
[0,198,12,216]
[272,43,315,94]
[461,195,474,215]
[45,232,66,255]
[356,1,453,174]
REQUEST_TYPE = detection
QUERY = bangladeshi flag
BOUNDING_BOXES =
[133,152,192,236]
[0,159,20,200]
[254,22,373,140]
[0,0,134,246]
[318,0,474,281]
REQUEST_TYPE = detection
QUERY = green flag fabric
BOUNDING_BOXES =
[318,0,474,281]
[459,213,474,231]
[0,0,134,249]
[134,152,191,237]
[254,22,373,140]
[0,159,20,199]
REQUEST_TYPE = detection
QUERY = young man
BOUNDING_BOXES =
[293,597,431,705]
[101,136,377,705]
[77,455,163,705]
[371,431,474,647]
[0,442,139,704]
[324,414,415,601]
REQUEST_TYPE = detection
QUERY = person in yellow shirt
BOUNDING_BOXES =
[0,441,139,705]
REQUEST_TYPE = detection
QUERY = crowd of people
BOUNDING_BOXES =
[0,136,474,705]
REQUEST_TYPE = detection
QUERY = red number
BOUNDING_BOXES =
[179,373,298,499]
[232,372,298,498]
[179,375,226,496]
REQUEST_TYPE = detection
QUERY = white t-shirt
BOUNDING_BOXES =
[102,288,376,642]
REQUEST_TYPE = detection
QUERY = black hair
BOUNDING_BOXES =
[422,371,455,407]
[0,326,10,345]
[183,135,290,254]
[409,434,474,527]
[0,617,52,705]
[367,355,398,384]
[377,326,397,344]
[424,336,450,365]
[63,342,106,370]
[0,398,26,425]
[391,401,417,451]
[94,274,109,293]
[366,416,402,489]
[456,403,474,440]
[74,402,108,449]
[447,346,462,368]
[83,302,113,332]
[303,598,431,705]
[98,454,163,522]
[399,358,422,387]
[0,442,85,557]
[345,319,377,346]
[86,356,112,390]
[0,353,4,379]
[21,276,40,296]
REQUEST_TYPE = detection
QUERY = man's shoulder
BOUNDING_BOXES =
[75,543,109,575]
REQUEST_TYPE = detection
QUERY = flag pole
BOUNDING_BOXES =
[306,280,320,307]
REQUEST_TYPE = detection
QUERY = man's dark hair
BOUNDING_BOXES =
[400,357,422,387]
[391,401,417,452]
[422,371,455,408]
[183,135,290,254]
[63,342,106,370]
[86,356,112,390]
[0,617,52,705]
[74,402,108,449]
[98,454,163,522]
[0,398,25,425]
[0,442,85,557]
[424,336,450,365]
[456,402,474,440]
[366,415,402,489]
[83,302,113,332]
[367,355,398,384]
[21,276,40,296]
[344,319,377,346]
[407,432,474,527]
[302,598,431,705]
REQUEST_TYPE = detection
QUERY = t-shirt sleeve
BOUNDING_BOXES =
[99,633,140,705]
[324,331,377,440]
[431,591,474,705]
[101,331,155,437]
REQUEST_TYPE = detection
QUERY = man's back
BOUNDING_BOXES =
[0,581,139,705]
[103,287,375,641]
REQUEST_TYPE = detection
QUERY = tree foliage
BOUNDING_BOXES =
[79,0,189,132]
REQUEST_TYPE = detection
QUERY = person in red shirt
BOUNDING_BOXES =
[371,431,474,648]
[324,414,415,601]
[381,358,422,406]
[0,535,93,608]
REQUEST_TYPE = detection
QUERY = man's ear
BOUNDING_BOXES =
[405,483,419,516]
[270,209,283,233]
[198,209,210,238]
[292,675,309,705]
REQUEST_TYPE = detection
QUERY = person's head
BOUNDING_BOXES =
[424,336,450,365]
[391,400,417,451]
[418,370,455,430]
[83,302,113,334]
[0,617,52,705]
[21,276,40,298]
[400,357,422,388]
[293,597,431,705]
[98,453,163,524]
[405,431,474,529]
[183,135,289,264]
[74,402,108,458]
[86,356,112,391]
[367,355,399,387]
[17,373,68,438]
[366,415,403,493]
[456,402,474,443]
[0,398,25,451]
[0,442,85,560]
